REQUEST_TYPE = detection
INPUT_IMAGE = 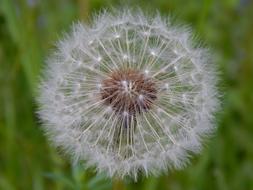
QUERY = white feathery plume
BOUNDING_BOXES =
[37,9,219,180]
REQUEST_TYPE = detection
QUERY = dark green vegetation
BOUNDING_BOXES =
[0,0,253,189]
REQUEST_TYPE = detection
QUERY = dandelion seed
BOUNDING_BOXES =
[114,34,121,39]
[144,69,150,75]
[122,54,128,60]
[150,50,157,57]
[97,83,102,89]
[96,56,102,62]
[164,83,169,90]
[88,40,93,45]
[37,9,219,180]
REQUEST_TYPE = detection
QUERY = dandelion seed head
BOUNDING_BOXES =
[37,9,219,180]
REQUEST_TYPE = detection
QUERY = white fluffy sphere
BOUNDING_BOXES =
[37,9,219,180]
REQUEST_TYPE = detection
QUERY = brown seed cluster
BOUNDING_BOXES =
[100,69,157,115]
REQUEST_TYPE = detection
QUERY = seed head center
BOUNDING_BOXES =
[100,69,157,115]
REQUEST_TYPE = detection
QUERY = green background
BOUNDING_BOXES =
[0,0,253,189]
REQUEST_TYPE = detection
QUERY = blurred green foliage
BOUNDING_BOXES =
[0,0,253,189]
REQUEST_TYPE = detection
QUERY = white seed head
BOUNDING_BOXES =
[37,9,219,180]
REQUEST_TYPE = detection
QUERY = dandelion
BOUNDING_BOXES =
[37,9,219,180]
